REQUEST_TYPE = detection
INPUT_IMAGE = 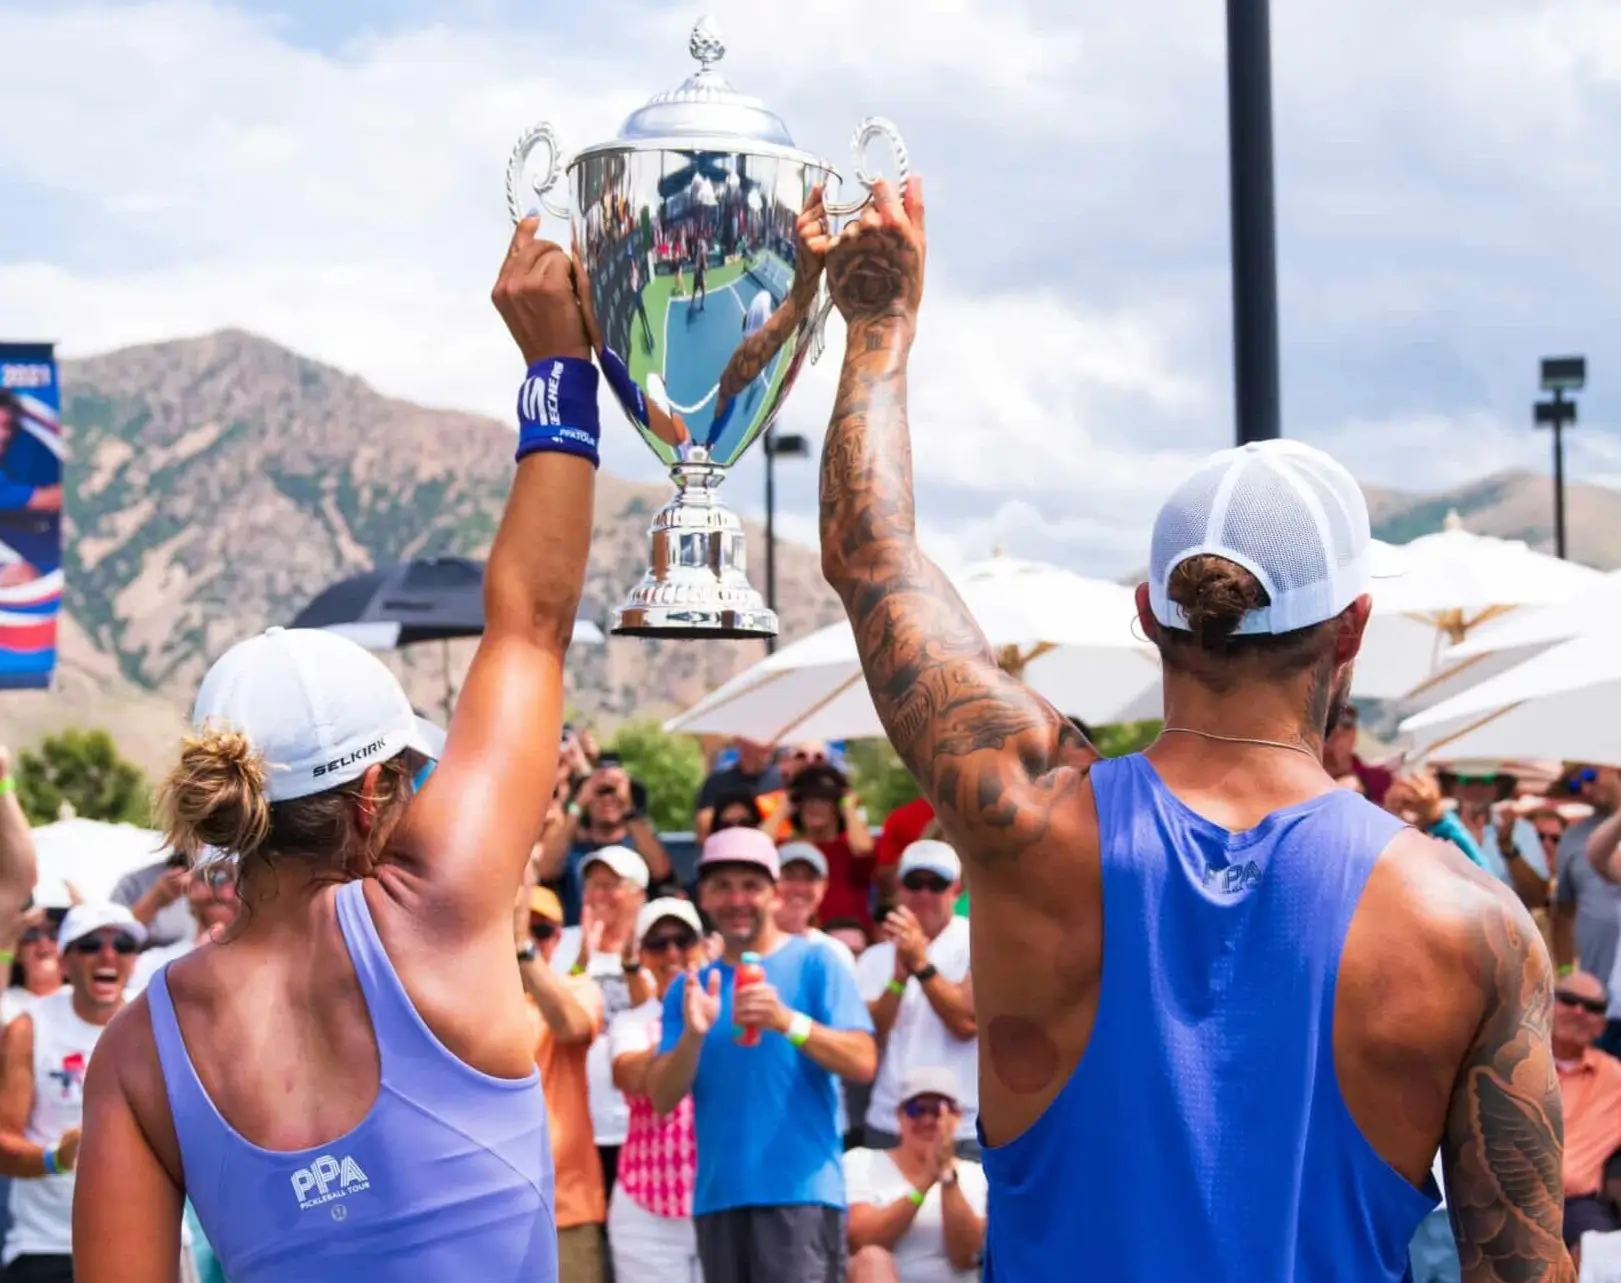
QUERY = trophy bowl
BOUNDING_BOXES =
[505,15,907,639]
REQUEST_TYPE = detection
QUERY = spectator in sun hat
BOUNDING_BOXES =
[856,841,978,1157]
[646,826,876,1283]
[1434,762,1551,909]
[606,897,706,1283]
[844,1066,988,1283]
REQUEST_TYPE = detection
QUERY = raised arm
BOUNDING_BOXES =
[389,220,596,921]
[0,748,37,945]
[817,178,1095,875]
[1440,888,1575,1282]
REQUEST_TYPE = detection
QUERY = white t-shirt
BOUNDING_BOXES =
[843,1147,987,1283]
[607,998,661,1063]
[0,987,44,1028]
[552,927,636,1146]
[855,916,977,1139]
[5,990,104,1262]
[1581,1230,1621,1282]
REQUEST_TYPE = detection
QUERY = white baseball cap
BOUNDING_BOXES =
[635,897,703,944]
[898,840,962,883]
[59,903,146,951]
[899,1065,962,1106]
[778,841,828,878]
[579,845,650,890]
[192,627,438,803]
[1148,440,1402,637]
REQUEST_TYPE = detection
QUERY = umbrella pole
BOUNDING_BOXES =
[441,639,455,722]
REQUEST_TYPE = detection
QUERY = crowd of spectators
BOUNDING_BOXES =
[8,719,1621,1280]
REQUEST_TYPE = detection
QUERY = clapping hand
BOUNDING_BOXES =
[683,967,722,1036]
[883,905,930,978]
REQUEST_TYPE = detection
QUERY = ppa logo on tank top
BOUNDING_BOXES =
[290,1153,370,1212]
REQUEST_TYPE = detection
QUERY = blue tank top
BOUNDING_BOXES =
[980,753,1438,1283]
[146,879,556,1283]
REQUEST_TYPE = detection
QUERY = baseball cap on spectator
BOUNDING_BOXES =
[698,826,781,881]
[59,903,147,950]
[899,840,962,883]
[778,841,828,878]
[528,886,564,924]
[1147,440,1403,638]
[636,897,703,943]
[191,627,438,803]
[578,845,650,889]
[899,1065,962,1107]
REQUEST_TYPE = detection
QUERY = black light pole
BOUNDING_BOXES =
[1227,0,1282,444]
[763,426,809,654]
[1536,356,1586,560]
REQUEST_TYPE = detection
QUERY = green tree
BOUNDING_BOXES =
[843,739,921,825]
[16,729,152,827]
[1090,720,1162,758]
[607,720,706,833]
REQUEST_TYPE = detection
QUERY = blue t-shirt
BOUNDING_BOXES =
[660,934,873,1215]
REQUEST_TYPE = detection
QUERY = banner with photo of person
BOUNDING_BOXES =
[0,343,64,689]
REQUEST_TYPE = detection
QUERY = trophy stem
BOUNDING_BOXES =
[610,457,779,640]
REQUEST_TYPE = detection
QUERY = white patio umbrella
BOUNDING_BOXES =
[1398,626,1621,767]
[1354,513,1604,702]
[28,817,168,908]
[665,556,1161,743]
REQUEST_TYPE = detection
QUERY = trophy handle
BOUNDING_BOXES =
[505,122,572,224]
[822,116,910,218]
[808,288,835,365]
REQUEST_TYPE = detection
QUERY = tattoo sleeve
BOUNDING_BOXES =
[818,304,1094,869]
[1441,892,1575,1282]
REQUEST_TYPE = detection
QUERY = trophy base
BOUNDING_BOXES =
[610,460,780,641]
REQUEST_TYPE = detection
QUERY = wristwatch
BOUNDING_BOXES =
[516,944,537,963]
[623,957,643,974]
[939,1167,959,1189]
[914,963,939,983]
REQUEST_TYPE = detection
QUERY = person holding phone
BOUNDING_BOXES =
[537,762,672,923]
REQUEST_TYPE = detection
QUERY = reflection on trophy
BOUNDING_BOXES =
[505,15,908,639]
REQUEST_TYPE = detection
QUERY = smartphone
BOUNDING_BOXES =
[164,851,190,870]
[596,751,622,768]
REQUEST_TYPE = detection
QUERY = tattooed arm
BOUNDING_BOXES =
[817,177,1097,872]
[1441,885,1575,1282]
[717,191,829,403]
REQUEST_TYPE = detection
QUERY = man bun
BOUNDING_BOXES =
[1166,555,1270,643]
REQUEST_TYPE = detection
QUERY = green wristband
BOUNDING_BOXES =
[885,979,905,996]
[0,777,15,797]
[906,1188,925,1207]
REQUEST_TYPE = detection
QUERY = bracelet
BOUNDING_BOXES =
[906,1188,925,1207]
[515,358,601,469]
[41,1147,56,1176]
[786,1011,813,1047]
[0,777,14,797]
[569,961,588,976]
[885,979,906,996]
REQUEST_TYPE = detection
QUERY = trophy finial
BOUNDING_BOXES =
[689,15,725,69]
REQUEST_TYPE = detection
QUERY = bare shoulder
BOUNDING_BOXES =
[89,996,184,1181]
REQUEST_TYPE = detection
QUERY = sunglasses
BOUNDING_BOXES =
[1452,774,1499,786]
[19,927,55,946]
[1567,768,1600,793]
[1557,991,1607,1016]
[413,760,438,792]
[642,932,697,955]
[530,921,559,943]
[901,873,952,895]
[902,1096,954,1119]
[1537,829,1563,846]
[69,935,139,956]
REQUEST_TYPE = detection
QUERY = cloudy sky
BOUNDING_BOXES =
[2,0,1618,576]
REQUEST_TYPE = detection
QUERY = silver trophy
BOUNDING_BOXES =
[505,16,907,639]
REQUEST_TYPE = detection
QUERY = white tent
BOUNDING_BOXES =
[666,556,1161,742]
[29,818,168,908]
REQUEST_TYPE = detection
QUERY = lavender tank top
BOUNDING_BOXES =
[146,879,556,1282]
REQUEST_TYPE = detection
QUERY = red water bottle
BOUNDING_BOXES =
[734,951,765,1046]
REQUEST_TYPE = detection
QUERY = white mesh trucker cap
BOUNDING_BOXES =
[1148,440,1399,637]
[192,627,437,802]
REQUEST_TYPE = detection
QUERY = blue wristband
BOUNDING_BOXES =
[516,358,601,469]
[41,1147,56,1176]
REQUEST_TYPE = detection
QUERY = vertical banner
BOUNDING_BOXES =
[0,344,64,690]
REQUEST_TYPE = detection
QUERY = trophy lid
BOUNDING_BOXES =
[589,17,810,157]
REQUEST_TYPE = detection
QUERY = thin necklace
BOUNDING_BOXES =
[1160,725,1320,762]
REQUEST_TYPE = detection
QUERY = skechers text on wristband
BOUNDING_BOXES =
[516,357,601,469]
